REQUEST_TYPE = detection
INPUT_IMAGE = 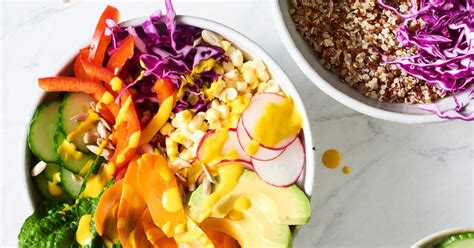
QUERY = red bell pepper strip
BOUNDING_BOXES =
[74,48,92,80]
[38,76,118,124]
[81,58,115,83]
[106,35,135,73]
[89,6,119,66]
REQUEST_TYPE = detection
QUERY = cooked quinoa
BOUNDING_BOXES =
[289,0,445,104]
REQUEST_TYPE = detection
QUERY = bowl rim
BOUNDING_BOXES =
[23,14,315,211]
[411,227,474,247]
[271,0,446,124]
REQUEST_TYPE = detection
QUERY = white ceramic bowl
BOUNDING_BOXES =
[412,227,474,247]
[24,15,314,213]
[272,0,454,124]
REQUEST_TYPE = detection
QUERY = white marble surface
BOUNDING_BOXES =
[1,0,473,247]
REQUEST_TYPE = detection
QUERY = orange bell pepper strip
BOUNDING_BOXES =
[138,95,174,146]
[94,180,123,244]
[153,78,176,104]
[110,92,140,169]
[107,35,135,73]
[117,157,147,246]
[89,5,119,65]
[74,48,92,80]
[137,153,187,237]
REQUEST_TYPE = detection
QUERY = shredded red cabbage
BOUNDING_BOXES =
[111,0,226,112]
[378,0,474,120]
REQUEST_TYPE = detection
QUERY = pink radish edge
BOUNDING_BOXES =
[241,93,298,150]
[236,117,285,161]
[252,137,306,187]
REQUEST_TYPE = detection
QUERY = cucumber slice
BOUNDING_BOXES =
[60,167,84,198]
[33,173,70,202]
[28,100,61,163]
[43,163,60,181]
[59,93,96,153]
[54,130,95,174]
[435,233,474,248]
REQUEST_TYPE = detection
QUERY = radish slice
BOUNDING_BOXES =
[253,137,305,187]
[242,93,297,150]
[197,128,251,164]
[237,117,285,161]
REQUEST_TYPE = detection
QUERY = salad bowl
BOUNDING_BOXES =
[22,13,315,246]
[272,0,473,124]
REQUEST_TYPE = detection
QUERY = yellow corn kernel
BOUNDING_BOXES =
[242,70,257,84]
[179,149,193,161]
[223,69,239,81]
[257,69,270,82]
[230,49,243,67]
[208,120,221,130]
[213,65,224,75]
[216,105,230,119]
[220,40,232,52]
[222,61,234,72]
[159,122,175,136]
[176,110,192,122]
[205,108,220,121]
[225,88,238,101]
[200,122,209,132]
[170,130,187,144]
[236,81,248,92]
[188,114,204,132]
[110,77,123,92]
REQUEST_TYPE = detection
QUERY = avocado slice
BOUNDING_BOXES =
[200,208,292,248]
[188,170,311,225]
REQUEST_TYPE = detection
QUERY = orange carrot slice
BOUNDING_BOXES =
[117,157,147,246]
[137,153,187,237]
[94,180,123,244]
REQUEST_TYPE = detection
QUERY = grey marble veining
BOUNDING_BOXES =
[1,1,473,247]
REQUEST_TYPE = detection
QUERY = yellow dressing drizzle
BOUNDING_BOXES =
[57,140,83,160]
[78,159,94,176]
[67,109,100,141]
[200,128,229,165]
[162,187,184,212]
[245,139,260,156]
[115,96,132,127]
[48,182,63,196]
[342,166,350,174]
[204,163,243,210]
[322,149,341,169]
[76,215,93,246]
[100,92,114,105]
[81,174,104,198]
[252,97,302,147]
[233,196,251,211]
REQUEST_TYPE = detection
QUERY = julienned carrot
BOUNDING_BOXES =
[89,5,119,65]
[107,35,135,73]
[38,76,104,95]
[153,78,176,104]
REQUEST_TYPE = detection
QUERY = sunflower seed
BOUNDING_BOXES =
[31,161,47,177]
[175,172,187,183]
[97,121,110,138]
[72,174,83,184]
[87,145,112,160]
[89,102,99,113]
[99,118,112,131]
[172,157,192,170]
[70,112,88,122]
[193,37,203,47]
[202,30,222,47]
[203,178,212,195]
[200,162,216,184]
[83,132,99,144]
[188,183,196,192]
